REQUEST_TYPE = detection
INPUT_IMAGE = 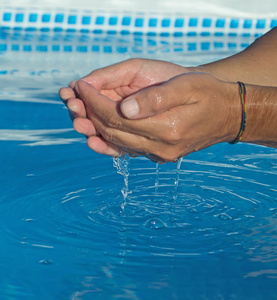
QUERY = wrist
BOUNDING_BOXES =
[239,85,277,146]
[228,82,247,144]
[223,82,243,143]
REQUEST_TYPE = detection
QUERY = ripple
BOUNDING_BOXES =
[144,218,166,229]
[39,259,54,265]
[217,213,232,221]
[1,149,276,259]
[1,140,276,299]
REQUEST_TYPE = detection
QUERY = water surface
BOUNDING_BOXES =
[0,30,276,299]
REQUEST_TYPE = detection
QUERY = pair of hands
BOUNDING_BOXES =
[59,59,240,163]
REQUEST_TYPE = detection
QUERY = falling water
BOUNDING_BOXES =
[113,154,131,210]
[154,162,160,199]
[173,158,183,202]
[154,158,183,202]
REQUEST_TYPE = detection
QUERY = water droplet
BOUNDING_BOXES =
[217,213,232,221]
[145,218,165,229]
[39,259,53,265]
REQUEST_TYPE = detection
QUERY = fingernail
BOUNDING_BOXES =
[68,102,77,113]
[121,98,139,118]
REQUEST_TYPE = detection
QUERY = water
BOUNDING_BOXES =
[173,158,183,202]
[1,31,277,299]
[113,155,131,210]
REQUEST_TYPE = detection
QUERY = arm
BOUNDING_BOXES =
[119,79,277,150]
[193,27,277,86]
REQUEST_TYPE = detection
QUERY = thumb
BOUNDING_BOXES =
[120,75,187,119]
[74,79,118,124]
[74,79,104,108]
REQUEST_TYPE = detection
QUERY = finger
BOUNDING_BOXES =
[59,87,75,101]
[67,98,87,118]
[68,61,133,91]
[87,135,141,159]
[69,80,77,89]
[80,59,140,89]
[120,73,197,119]
[73,117,97,136]
[86,136,124,157]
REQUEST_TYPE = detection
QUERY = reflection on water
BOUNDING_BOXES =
[0,128,82,145]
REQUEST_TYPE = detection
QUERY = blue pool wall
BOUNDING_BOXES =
[1,1,277,57]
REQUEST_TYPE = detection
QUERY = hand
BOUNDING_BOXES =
[73,73,241,162]
[59,58,190,138]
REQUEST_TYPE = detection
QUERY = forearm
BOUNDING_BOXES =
[192,27,277,87]
[239,83,277,147]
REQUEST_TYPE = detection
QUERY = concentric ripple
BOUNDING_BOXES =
[50,151,277,259]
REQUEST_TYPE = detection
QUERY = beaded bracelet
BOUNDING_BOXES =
[229,81,246,144]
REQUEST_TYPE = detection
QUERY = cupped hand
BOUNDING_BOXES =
[74,72,241,162]
[59,58,190,135]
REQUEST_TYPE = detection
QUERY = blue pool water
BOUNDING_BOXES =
[1,9,277,299]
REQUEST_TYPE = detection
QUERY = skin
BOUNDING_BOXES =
[59,28,277,162]
[60,59,192,158]
[72,73,240,162]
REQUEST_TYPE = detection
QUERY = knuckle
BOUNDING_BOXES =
[101,128,115,142]
[104,113,122,129]
[148,87,165,113]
